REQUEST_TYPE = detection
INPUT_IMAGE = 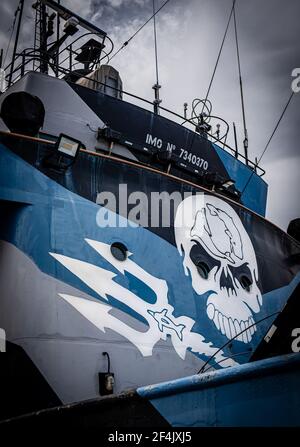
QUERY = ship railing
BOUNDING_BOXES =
[2,43,265,177]
[0,128,268,222]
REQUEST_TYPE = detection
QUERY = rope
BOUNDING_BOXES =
[198,311,280,374]
[241,91,295,197]
[109,0,171,63]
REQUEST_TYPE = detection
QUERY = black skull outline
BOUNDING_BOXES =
[175,194,262,343]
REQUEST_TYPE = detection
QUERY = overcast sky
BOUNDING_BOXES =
[0,0,299,230]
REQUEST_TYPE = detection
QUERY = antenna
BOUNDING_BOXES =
[233,1,249,165]
[0,49,5,92]
[183,102,188,119]
[152,0,161,114]
[40,0,106,37]
[31,0,107,77]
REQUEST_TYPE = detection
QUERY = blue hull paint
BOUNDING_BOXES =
[138,353,300,427]
[1,138,300,425]
[214,144,268,216]
[0,140,299,363]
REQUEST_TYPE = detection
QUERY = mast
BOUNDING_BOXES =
[39,1,49,73]
[55,0,60,76]
[233,1,249,165]
[32,1,49,73]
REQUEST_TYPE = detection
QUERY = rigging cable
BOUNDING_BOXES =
[240,90,295,198]
[3,1,20,67]
[201,350,252,373]
[108,0,171,63]
[153,0,160,87]
[233,0,249,163]
[152,0,161,113]
[197,311,281,374]
[186,1,236,154]
[201,0,236,114]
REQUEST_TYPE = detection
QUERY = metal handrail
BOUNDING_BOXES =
[0,129,268,222]
[2,48,265,177]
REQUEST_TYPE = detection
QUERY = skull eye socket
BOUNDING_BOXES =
[190,243,220,281]
[196,261,210,280]
[240,275,252,292]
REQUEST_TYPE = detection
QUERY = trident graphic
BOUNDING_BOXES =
[50,239,236,367]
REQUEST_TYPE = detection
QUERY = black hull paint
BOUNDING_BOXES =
[0,392,169,429]
[0,342,61,421]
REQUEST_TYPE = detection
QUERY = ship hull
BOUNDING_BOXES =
[1,353,300,428]
[0,130,300,421]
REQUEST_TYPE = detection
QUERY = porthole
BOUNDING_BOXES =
[196,261,210,280]
[240,275,252,292]
[110,242,128,262]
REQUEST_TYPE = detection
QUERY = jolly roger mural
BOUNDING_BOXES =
[50,194,263,368]
[175,195,263,344]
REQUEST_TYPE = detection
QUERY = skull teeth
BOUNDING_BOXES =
[207,305,256,343]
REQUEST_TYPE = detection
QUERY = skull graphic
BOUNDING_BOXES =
[175,194,262,343]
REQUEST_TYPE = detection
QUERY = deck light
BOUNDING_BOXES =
[63,17,79,36]
[222,179,235,189]
[0,91,45,136]
[56,133,82,159]
[43,133,83,171]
